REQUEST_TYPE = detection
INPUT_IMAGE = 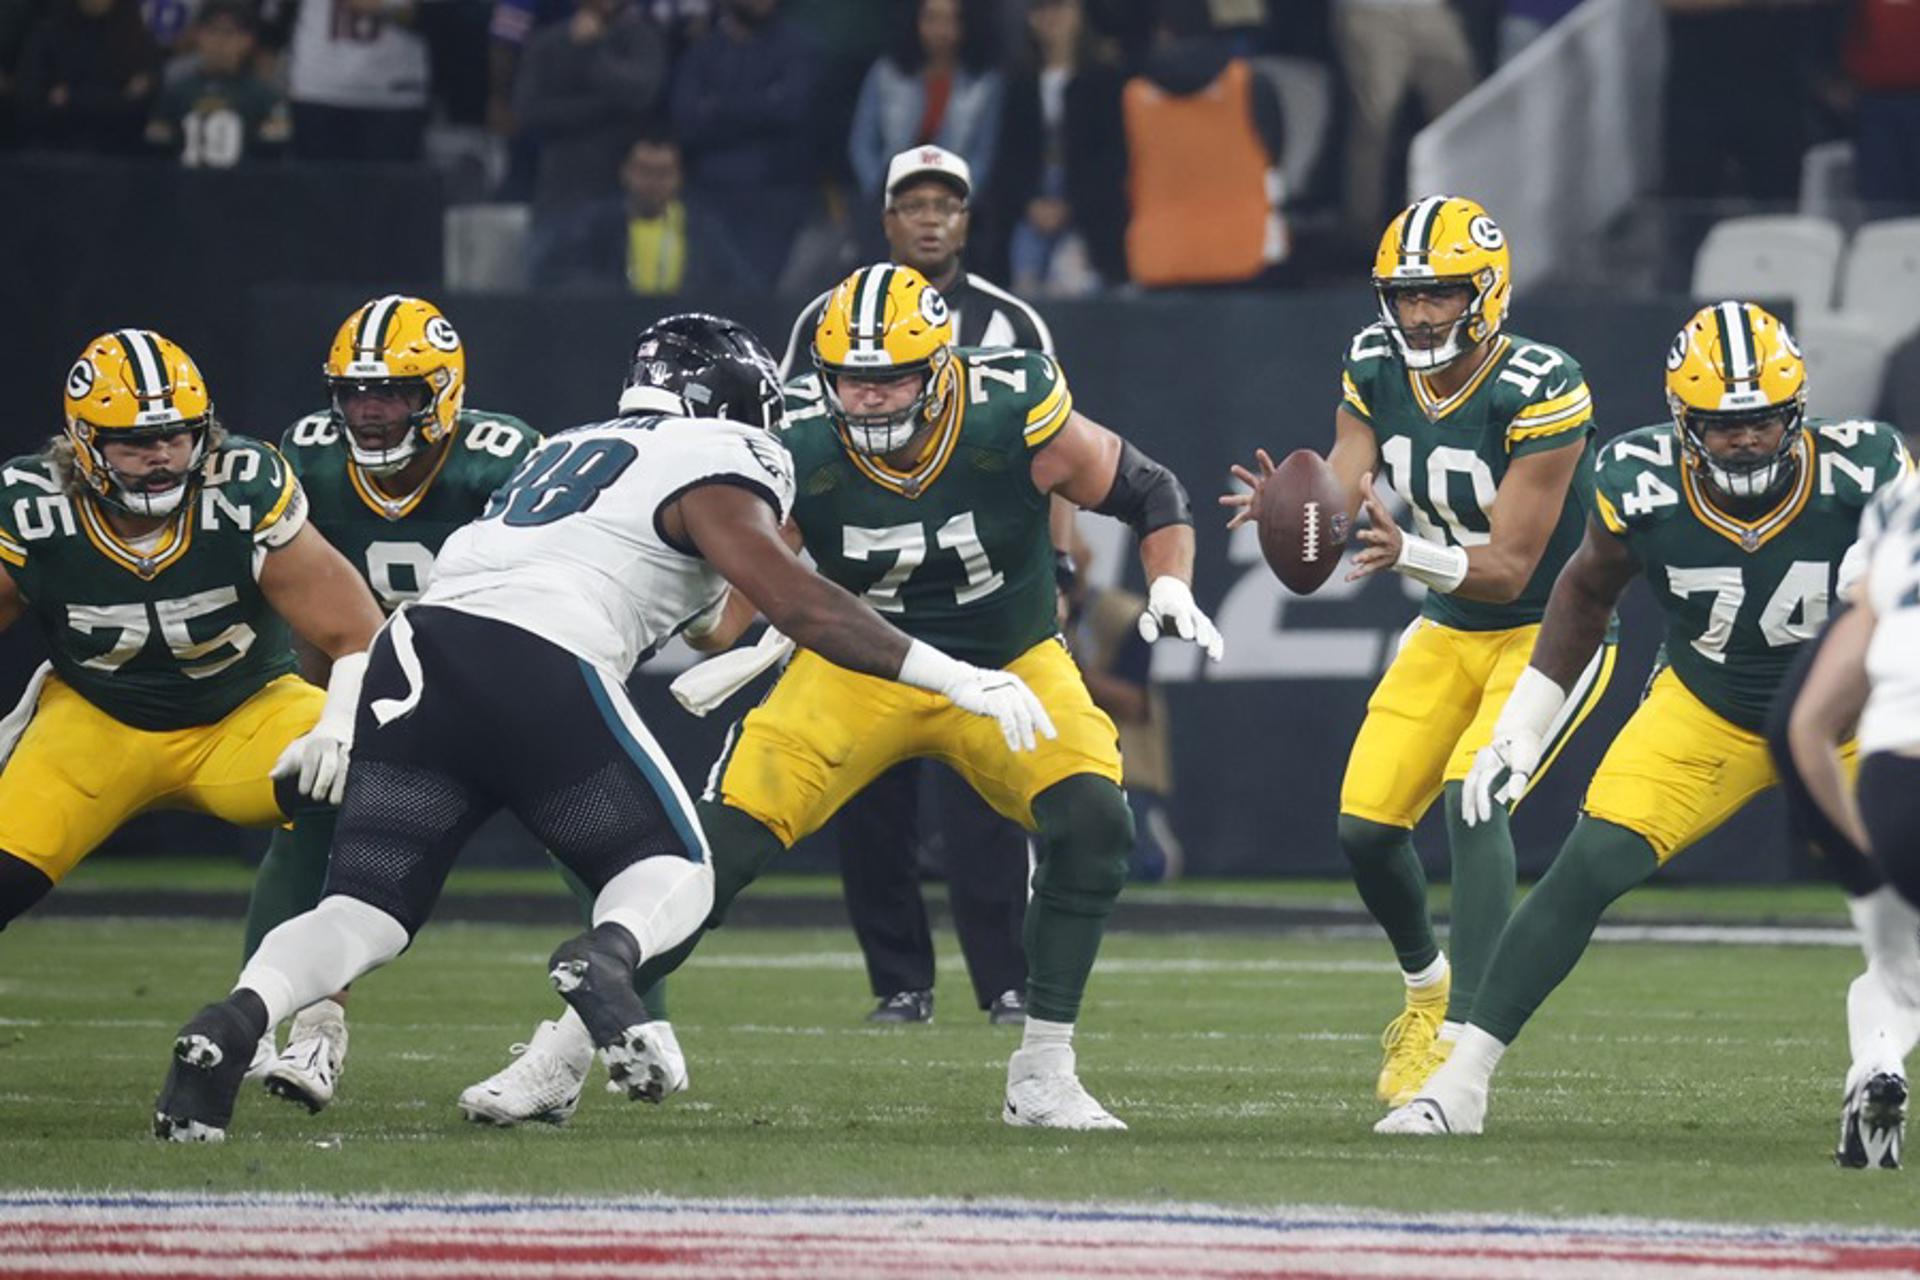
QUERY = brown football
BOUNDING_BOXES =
[1255,449,1349,595]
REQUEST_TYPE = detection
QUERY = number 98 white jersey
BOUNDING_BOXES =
[1859,471,1920,756]
[421,415,796,678]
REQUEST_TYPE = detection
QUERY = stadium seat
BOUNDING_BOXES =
[1252,56,1333,204]
[1798,140,1858,228]
[1795,311,1897,421]
[1691,215,1845,321]
[1839,219,1920,345]
[444,203,530,294]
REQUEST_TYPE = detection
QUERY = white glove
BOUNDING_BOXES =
[1461,666,1566,828]
[898,639,1057,753]
[1849,886,1920,1009]
[272,651,367,807]
[1137,575,1224,662]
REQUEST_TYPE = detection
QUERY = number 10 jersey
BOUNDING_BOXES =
[1339,323,1598,632]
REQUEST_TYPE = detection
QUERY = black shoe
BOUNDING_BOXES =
[549,932,651,1050]
[1837,1070,1907,1169]
[987,988,1027,1026]
[866,989,933,1024]
[154,1001,256,1142]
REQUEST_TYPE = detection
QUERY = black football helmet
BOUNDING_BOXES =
[617,313,785,431]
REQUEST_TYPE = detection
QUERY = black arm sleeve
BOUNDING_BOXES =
[1092,439,1192,537]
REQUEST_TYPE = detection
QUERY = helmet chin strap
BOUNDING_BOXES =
[1704,453,1793,500]
[348,427,421,476]
[108,477,189,518]
[1388,318,1470,371]
[843,416,920,455]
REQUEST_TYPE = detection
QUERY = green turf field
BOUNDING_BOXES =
[4,913,1916,1228]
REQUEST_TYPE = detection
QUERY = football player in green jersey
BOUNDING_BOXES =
[637,263,1221,1129]
[1225,195,1614,1109]
[0,329,381,928]
[1378,301,1914,1137]
[242,294,545,1112]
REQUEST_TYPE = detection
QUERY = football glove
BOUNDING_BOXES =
[272,651,367,807]
[1461,666,1566,828]
[1138,576,1223,662]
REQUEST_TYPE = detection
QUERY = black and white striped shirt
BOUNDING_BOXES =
[777,269,1055,380]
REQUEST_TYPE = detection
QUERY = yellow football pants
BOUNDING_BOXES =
[1583,667,1855,862]
[1339,618,1615,829]
[709,637,1123,847]
[0,672,324,884]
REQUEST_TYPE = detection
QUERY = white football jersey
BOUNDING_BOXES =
[288,0,430,109]
[422,414,795,679]
[1858,471,1920,755]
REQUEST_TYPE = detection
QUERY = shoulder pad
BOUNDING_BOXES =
[0,454,71,560]
[454,410,541,480]
[957,347,1074,450]
[202,436,303,541]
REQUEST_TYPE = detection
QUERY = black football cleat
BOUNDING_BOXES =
[154,1001,258,1143]
[1837,1070,1907,1170]
[987,988,1027,1026]
[548,932,672,1103]
[866,989,934,1024]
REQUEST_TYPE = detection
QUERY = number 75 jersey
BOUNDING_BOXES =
[1595,418,1912,732]
[1340,324,1597,631]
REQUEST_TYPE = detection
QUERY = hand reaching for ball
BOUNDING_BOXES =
[1344,473,1406,583]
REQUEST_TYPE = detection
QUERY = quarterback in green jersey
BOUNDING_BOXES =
[1225,196,1614,1109]
[0,329,381,928]
[1380,301,1914,1137]
[636,263,1221,1129]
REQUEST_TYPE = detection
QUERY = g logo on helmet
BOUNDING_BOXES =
[66,359,96,400]
[918,287,950,328]
[424,316,461,353]
[1467,216,1506,251]
[1666,330,1689,371]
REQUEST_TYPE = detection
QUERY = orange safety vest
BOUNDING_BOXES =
[1123,58,1273,288]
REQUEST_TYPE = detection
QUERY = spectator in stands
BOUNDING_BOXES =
[515,0,666,282]
[1844,0,1920,213]
[17,0,160,154]
[1122,0,1287,288]
[988,0,1126,296]
[141,0,199,56]
[145,0,287,164]
[1332,0,1476,236]
[671,0,822,281]
[1500,0,1580,65]
[284,0,431,160]
[848,0,1003,229]
[539,130,756,291]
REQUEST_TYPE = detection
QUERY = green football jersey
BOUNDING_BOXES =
[782,347,1073,668]
[1340,325,1598,630]
[0,435,304,731]
[1595,418,1912,732]
[281,409,540,612]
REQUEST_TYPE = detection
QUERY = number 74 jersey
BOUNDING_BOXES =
[1340,324,1597,631]
[1595,417,1912,732]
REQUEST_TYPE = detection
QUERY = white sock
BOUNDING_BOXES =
[237,895,408,1027]
[1020,1017,1074,1056]
[1438,1020,1465,1043]
[1848,968,1920,1080]
[1405,953,1450,990]
[592,856,715,963]
[1437,1025,1506,1094]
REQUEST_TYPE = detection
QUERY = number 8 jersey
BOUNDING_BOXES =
[1595,417,1911,732]
[420,414,796,678]
[1340,323,1597,630]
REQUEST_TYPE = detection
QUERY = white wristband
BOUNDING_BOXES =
[319,651,368,740]
[1495,665,1567,740]
[897,638,969,697]
[1393,532,1470,593]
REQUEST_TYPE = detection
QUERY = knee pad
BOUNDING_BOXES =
[1032,776,1133,900]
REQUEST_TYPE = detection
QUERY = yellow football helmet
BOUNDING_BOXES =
[1372,195,1512,371]
[62,328,214,517]
[811,263,959,455]
[1665,300,1807,499]
[325,294,466,474]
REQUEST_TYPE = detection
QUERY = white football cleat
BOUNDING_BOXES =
[1837,1067,1907,1170]
[244,1031,277,1082]
[460,1018,594,1127]
[604,1020,689,1099]
[1375,1085,1486,1136]
[1003,1046,1126,1131]
[262,1000,347,1114]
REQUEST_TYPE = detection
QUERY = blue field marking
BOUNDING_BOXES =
[6,1190,1919,1248]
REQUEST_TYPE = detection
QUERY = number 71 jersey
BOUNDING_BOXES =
[1595,418,1912,732]
[1340,324,1597,631]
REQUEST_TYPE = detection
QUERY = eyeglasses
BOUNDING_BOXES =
[890,196,967,219]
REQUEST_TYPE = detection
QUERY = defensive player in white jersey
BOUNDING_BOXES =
[1787,470,1920,1168]
[152,314,1056,1141]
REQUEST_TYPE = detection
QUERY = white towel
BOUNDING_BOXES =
[669,628,795,717]
[0,662,52,771]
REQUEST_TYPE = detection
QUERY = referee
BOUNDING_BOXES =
[780,144,1061,1026]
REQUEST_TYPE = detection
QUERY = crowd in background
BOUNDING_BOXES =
[0,0,1915,296]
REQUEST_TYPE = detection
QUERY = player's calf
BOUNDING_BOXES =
[154,998,266,1143]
